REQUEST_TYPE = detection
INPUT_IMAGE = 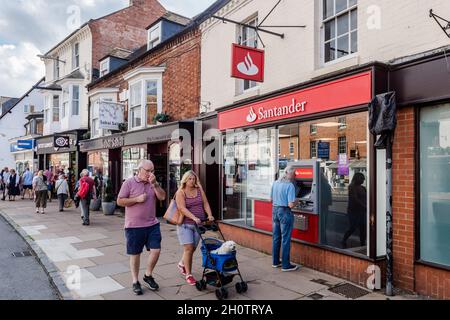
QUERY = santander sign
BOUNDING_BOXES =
[246,99,307,123]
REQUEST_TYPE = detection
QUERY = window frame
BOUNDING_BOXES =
[128,77,163,131]
[54,57,60,80]
[62,87,69,119]
[147,23,162,50]
[72,42,80,70]
[100,58,110,77]
[72,85,80,116]
[237,15,259,94]
[338,136,347,154]
[52,95,60,122]
[415,104,450,271]
[311,141,318,158]
[321,0,358,66]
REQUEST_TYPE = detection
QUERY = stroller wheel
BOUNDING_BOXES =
[195,281,203,292]
[201,280,207,290]
[215,288,228,300]
[241,282,248,293]
[235,282,243,294]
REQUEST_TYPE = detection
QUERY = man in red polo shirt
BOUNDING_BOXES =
[117,160,166,296]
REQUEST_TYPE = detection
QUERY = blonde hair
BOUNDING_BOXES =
[80,169,89,178]
[179,170,201,191]
[38,170,43,177]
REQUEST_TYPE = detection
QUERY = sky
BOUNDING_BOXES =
[0,0,216,98]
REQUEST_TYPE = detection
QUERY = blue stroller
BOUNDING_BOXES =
[194,222,248,300]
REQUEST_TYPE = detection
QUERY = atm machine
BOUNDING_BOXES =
[288,160,321,244]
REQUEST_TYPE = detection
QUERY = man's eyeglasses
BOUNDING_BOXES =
[140,168,154,174]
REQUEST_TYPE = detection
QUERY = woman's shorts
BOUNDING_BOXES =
[177,224,201,247]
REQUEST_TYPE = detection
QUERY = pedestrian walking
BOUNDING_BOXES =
[7,169,20,201]
[270,166,299,272]
[1,167,10,201]
[44,169,53,202]
[22,168,34,200]
[33,171,48,214]
[175,170,215,286]
[117,160,166,296]
[55,174,69,212]
[76,169,96,226]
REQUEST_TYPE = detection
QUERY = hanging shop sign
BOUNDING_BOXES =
[99,101,125,130]
[54,136,70,148]
[231,44,265,83]
[219,71,372,131]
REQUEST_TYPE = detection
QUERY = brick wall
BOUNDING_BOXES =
[392,106,416,292]
[90,0,166,70]
[415,265,450,299]
[90,29,201,122]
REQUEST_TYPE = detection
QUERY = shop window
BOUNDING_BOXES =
[122,147,146,180]
[222,128,277,228]
[72,85,80,116]
[420,104,450,267]
[237,16,259,93]
[146,80,158,126]
[277,112,368,255]
[323,0,357,64]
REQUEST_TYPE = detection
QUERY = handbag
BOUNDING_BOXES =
[163,194,184,225]
[64,198,73,208]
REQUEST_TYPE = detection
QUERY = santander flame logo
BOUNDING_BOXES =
[246,107,257,123]
[237,53,259,76]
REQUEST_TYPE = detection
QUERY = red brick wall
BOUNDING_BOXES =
[392,107,416,292]
[219,223,385,288]
[90,29,201,122]
[90,0,166,70]
[415,265,450,299]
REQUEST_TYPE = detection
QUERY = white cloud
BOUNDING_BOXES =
[0,0,217,97]
[0,42,44,97]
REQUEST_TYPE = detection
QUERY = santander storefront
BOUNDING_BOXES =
[215,68,385,281]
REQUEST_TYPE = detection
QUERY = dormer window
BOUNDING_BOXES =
[148,23,161,50]
[100,58,110,77]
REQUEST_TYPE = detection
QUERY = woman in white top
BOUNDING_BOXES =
[55,174,69,212]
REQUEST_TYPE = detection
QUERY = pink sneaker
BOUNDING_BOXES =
[177,263,186,276]
[186,274,196,286]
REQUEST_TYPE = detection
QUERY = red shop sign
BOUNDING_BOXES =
[231,44,265,82]
[219,71,372,131]
[295,168,314,180]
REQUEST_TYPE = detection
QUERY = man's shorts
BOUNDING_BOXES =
[125,224,161,255]
[23,185,32,190]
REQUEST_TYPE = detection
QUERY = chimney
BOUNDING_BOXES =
[129,0,144,7]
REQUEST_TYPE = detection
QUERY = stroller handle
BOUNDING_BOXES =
[195,220,220,234]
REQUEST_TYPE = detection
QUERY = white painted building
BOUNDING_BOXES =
[200,0,450,111]
[0,78,45,170]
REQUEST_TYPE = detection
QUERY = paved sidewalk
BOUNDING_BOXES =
[0,199,422,300]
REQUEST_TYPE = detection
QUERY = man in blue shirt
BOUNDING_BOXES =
[270,166,299,272]
[22,168,34,200]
